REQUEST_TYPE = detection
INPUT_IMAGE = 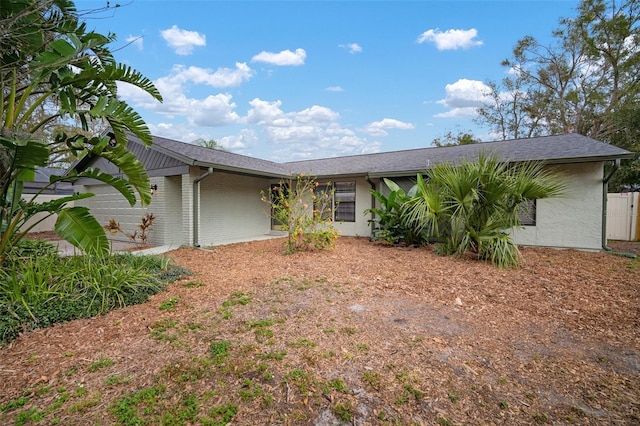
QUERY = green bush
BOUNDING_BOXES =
[0,250,190,345]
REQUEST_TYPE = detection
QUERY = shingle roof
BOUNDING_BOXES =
[144,133,633,178]
[145,134,290,177]
[285,133,635,177]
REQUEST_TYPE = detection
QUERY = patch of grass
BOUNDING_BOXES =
[437,417,453,426]
[257,350,287,361]
[182,280,204,288]
[87,356,114,372]
[204,403,237,425]
[222,292,253,307]
[288,337,316,348]
[333,401,354,422]
[149,318,179,342]
[109,385,165,425]
[340,326,357,335]
[105,375,133,386]
[158,297,180,311]
[362,371,381,390]
[15,407,45,425]
[0,396,29,412]
[328,378,348,393]
[532,412,549,424]
[210,340,232,364]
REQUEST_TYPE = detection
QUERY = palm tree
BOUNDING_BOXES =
[0,0,162,263]
[404,153,565,268]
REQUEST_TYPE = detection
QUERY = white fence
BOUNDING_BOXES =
[607,192,640,241]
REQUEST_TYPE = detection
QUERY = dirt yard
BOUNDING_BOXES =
[1,237,638,425]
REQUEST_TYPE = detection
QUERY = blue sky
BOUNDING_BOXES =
[75,0,579,161]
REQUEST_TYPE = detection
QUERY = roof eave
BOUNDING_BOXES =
[192,161,290,179]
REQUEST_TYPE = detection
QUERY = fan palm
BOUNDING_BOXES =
[404,152,565,268]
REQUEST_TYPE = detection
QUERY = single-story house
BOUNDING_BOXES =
[71,133,634,251]
[24,167,74,195]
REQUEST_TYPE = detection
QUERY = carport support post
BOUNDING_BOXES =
[193,167,214,247]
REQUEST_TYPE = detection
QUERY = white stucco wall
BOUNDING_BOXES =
[510,162,604,250]
[197,171,272,246]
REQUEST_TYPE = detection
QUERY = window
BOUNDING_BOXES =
[314,181,356,222]
[518,199,536,226]
[334,182,356,222]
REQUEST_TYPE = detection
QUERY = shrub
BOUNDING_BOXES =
[261,174,339,254]
[0,251,189,345]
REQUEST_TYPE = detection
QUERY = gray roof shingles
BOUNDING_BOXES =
[145,133,634,178]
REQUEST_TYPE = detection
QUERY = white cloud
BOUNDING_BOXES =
[161,25,206,55]
[296,105,340,124]
[362,118,415,137]
[148,122,201,142]
[246,99,339,127]
[246,98,292,126]
[243,98,379,160]
[326,86,344,92]
[435,78,492,118]
[126,35,143,51]
[161,63,254,88]
[417,28,483,50]
[339,43,362,54]
[251,48,306,66]
[189,94,241,126]
[218,129,259,152]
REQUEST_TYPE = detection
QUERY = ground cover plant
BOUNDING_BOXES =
[0,237,638,425]
[0,239,189,345]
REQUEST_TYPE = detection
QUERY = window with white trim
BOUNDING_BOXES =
[334,182,356,222]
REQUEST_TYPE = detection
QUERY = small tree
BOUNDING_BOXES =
[261,174,339,254]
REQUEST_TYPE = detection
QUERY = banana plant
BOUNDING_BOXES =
[0,0,162,263]
[366,178,427,246]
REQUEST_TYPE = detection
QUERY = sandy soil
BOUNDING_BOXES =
[1,237,638,425]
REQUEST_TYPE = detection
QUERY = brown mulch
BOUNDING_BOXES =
[0,237,639,425]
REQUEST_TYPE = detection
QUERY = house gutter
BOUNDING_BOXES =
[193,167,214,247]
[602,159,621,251]
[366,175,377,240]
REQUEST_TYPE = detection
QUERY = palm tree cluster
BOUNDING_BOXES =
[367,153,566,268]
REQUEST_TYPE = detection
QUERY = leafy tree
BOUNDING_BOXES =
[474,0,640,189]
[194,138,226,151]
[608,104,640,191]
[432,130,480,148]
[261,175,339,254]
[0,0,162,263]
[403,153,566,268]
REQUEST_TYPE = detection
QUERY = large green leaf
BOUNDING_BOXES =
[98,140,152,206]
[55,206,109,256]
[56,167,137,205]
[0,137,49,169]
